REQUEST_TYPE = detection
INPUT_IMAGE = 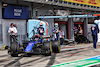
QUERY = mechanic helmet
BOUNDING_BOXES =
[54,23,58,27]
[40,22,43,26]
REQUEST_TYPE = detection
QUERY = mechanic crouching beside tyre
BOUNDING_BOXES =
[8,23,18,47]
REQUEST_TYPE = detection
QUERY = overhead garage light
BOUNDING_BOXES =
[3,4,8,7]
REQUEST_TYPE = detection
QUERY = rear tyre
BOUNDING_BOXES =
[52,41,60,53]
[10,42,19,57]
[43,41,52,56]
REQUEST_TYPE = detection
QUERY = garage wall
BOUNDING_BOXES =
[87,24,93,42]
[2,19,26,46]
[0,0,2,41]
[0,19,2,42]
[0,1,2,49]
[33,4,53,18]
[3,0,30,6]
[0,1,2,19]
[84,18,88,38]
[69,18,74,40]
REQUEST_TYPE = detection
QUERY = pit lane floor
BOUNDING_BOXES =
[0,43,100,67]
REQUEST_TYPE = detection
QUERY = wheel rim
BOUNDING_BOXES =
[50,41,52,52]
[58,45,60,52]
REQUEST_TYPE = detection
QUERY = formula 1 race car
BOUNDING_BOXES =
[22,35,60,56]
[8,34,60,57]
[8,19,60,57]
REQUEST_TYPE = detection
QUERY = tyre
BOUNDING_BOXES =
[22,41,29,49]
[60,38,64,45]
[52,41,60,53]
[11,42,18,52]
[43,41,52,56]
[10,41,19,57]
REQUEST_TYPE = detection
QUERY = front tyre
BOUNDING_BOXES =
[43,41,52,56]
[52,41,60,53]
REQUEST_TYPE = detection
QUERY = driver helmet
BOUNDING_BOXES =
[34,34,40,38]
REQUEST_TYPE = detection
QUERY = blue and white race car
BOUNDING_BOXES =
[8,19,60,57]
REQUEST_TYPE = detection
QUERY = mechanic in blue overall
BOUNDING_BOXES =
[91,19,99,50]
[36,22,44,42]
[53,23,59,40]
[37,22,44,35]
